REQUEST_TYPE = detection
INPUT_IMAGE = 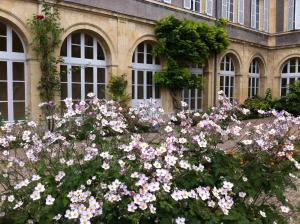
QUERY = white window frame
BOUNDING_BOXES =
[263,0,269,32]
[219,55,235,101]
[0,24,26,122]
[206,0,213,16]
[296,0,300,29]
[288,0,295,30]
[222,0,234,21]
[182,67,203,111]
[184,0,201,13]
[248,59,260,98]
[163,0,172,4]
[251,0,260,29]
[132,42,161,107]
[238,0,244,24]
[60,33,107,101]
[281,58,300,96]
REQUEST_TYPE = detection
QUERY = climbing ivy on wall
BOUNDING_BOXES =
[28,3,63,103]
[154,16,230,110]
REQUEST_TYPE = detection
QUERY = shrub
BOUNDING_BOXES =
[0,93,300,224]
[275,80,300,116]
[242,89,275,119]
[108,74,130,107]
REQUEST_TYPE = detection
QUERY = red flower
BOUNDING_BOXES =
[35,15,44,21]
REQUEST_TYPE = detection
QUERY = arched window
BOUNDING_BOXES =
[281,57,300,96]
[0,22,26,122]
[182,66,203,111]
[219,55,235,101]
[131,41,161,106]
[60,32,106,102]
[248,59,260,98]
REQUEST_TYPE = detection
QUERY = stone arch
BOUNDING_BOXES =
[218,49,242,74]
[0,10,30,53]
[128,34,157,63]
[276,54,300,75]
[248,53,267,77]
[61,23,116,66]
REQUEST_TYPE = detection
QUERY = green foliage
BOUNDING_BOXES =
[275,80,300,116]
[154,15,229,110]
[28,3,63,103]
[108,74,130,106]
[242,89,275,119]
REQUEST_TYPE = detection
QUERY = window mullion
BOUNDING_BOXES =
[68,65,72,98]
[81,66,85,100]
[93,66,97,96]
[7,61,13,121]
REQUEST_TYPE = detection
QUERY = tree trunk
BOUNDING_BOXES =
[170,89,182,112]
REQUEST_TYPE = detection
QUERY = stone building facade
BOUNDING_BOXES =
[0,0,300,121]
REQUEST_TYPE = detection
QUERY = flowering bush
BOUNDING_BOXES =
[0,93,299,224]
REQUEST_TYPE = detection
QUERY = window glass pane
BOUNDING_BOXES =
[13,62,24,81]
[197,98,202,109]
[97,43,105,60]
[147,54,153,64]
[230,86,234,97]
[220,76,224,87]
[132,52,135,63]
[71,33,81,44]
[0,102,8,120]
[281,78,287,87]
[0,22,6,36]
[226,60,230,71]
[97,68,105,83]
[85,67,94,83]
[61,83,68,99]
[225,76,229,86]
[72,66,81,82]
[0,61,7,80]
[138,71,144,84]
[13,102,25,120]
[281,88,287,96]
[72,45,81,58]
[97,84,105,99]
[138,53,144,63]
[0,82,7,101]
[230,77,234,86]
[0,36,7,51]
[12,31,24,53]
[147,86,152,99]
[147,72,152,85]
[282,64,288,73]
[230,60,234,71]
[132,70,135,98]
[146,44,152,53]
[72,83,81,99]
[60,39,67,57]
[85,47,93,59]
[85,34,93,46]
[137,86,144,99]
[60,65,68,82]
[85,84,94,96]
[13,82,25,100]
[191,99,195,110]
[138,43,144,53]
[155,86,160,98]
[225,86,229,96]
[290,78,295,85]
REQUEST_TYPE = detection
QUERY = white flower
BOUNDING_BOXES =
[55,171,65,182]
[242,140,253,145]
[45,195,55,205]
[13,201,23,209]
[239,192,246,198]
[35,183,45,193]
[102,162,110,170]
[175,217,186,224]
[53,214,62,220]
[164,126,173,133]
[181,101,188,107]
[280,205,290,213]
[242,176,248,182]
[32,175,41,181]
[30,191,41,201]
[259,211,266,218]
[7,195,15,202]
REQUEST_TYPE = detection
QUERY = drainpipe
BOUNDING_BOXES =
[213,0,219,106]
